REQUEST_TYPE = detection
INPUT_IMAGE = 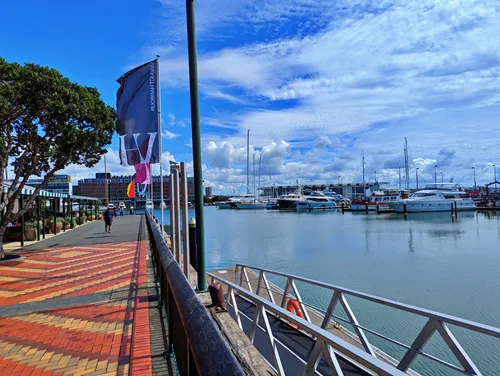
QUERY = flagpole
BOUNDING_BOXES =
[156,55,164,232]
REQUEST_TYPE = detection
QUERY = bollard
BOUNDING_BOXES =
[208,282,226,312]
[189,218,197,270]
[403,203,407,215]
[365,202,368,212]
[376,202,380,214]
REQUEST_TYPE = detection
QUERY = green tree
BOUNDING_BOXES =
[0,58,116,257]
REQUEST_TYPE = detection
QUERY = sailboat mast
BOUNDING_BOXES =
[253,153,256,198]
[398,166,402,190]
[246,130,250,194]
[362,152,366,198]
[258,154,262,198]
[404,137,410,190]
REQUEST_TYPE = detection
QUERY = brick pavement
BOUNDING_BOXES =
[0,216,156,376]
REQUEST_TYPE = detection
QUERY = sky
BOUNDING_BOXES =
[1,0,500,193]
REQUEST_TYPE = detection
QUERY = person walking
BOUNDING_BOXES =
[103,209,113,233]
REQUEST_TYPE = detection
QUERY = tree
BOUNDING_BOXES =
[0,58,116,257]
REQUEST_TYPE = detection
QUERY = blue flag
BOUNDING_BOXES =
[116,60,159,166]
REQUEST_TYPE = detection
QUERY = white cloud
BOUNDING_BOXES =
[163,130,180,140]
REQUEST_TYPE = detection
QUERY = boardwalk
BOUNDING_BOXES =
[0,215,168,376]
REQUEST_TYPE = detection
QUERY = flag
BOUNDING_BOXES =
[134,163,151,184]
[116,60,159,166]
[127,179,135,198]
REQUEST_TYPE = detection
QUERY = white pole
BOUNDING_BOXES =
[156,55,164,230]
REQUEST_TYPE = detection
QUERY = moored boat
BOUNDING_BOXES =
[296,192,338,211]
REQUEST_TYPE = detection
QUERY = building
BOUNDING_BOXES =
[27,175,73,196]
[205,187,213,198]
[76,173,195,207]
[260,181,389,199]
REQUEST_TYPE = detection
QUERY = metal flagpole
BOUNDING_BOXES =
[156,55,164,231]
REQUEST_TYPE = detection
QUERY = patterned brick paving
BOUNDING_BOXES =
[0,218,154,375]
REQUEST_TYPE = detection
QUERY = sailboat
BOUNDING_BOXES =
[234,131,266,209]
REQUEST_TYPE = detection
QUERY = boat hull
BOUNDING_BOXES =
[277,199,300,210]
[234,202,266,209]
[216,202,234,209]
[296,202,337,211]
[389,200,476,213]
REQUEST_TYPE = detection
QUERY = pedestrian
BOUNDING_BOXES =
[120,207,123,216]
[113,208,117,218]
[103,209,113,233]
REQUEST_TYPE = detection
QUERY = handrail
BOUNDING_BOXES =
[145,212,245,376]
[208,271,407,376]
[236,263,500,338]
[234,264,499,375]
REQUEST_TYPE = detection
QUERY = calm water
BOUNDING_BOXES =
[154,207,500,375]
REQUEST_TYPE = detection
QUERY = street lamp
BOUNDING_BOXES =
[440,172,444,183]
[494,164,497,192]
[472,167,476,188]
[415,168,419,190]
[434,165,437,184]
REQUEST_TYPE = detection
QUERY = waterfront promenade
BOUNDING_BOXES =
[0,216,168,375]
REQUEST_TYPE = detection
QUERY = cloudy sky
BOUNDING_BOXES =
[2,0,500,192]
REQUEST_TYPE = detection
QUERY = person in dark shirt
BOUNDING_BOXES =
[103,209,113,233]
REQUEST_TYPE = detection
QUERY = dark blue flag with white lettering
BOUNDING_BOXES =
[116,60,159,166]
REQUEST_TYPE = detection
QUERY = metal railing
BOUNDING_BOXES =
[145,212,245,376]
[208,271,407,376]
[219,264,500,376]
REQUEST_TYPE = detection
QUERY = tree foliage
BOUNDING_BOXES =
[0,57,116,255]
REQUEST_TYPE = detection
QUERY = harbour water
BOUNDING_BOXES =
[152,207,500,375]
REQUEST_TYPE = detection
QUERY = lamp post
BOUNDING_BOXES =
[415,168,419,190]
[472,167,476,188]
[494,164,497,192]
[434,165,437,184]
[440,172,444,183]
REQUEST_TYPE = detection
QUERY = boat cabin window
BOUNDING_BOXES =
[412,192,436,197]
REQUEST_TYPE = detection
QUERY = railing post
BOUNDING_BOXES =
[180,162,190,279]
[169,173,176,254]
[188,218,197,270]
[173,169,181,263]
[281,277,292,308]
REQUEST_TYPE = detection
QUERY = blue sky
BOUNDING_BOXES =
[2,0,500,193]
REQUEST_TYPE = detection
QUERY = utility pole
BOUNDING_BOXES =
[186,0,206,291]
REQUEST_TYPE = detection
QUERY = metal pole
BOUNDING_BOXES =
[156,55,165,230]
[36,196,40,241]
[180,162,190,279]
[53,198,56,234]
[173,169,181,263]
[362,152,366,198]
[246,130,250,194]
[441,172,444,183]
[434,165,437,184]
[104,155,109,206]
[186,0,206,291]
[42,197,46,239]
[472,167,476,188]
[416,168,419,190]
[70,199,73,228]
[494,164,497,192]
[169,173,175,251]
[62,199,66,231]
[20,196,24,247]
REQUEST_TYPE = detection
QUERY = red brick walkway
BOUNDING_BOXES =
[0,218,153,375]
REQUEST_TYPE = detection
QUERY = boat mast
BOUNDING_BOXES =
[246,130,250,194]
[404,137,410,190]
[253,153,256,199]
[362,152,366,198]
[398,166,401,190]
[258,154,262,199]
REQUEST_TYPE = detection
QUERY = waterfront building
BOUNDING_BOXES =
[75,173,195,207]
[260,181,388,199]
[26,175,73,196]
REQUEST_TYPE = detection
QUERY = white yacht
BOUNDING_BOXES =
[296,192,338,211]
[388,184,476,213]
[216,194,254,209]
[277,192,306,210]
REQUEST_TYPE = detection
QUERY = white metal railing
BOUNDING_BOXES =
[208,271,407,376]
[219,264,500,376]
